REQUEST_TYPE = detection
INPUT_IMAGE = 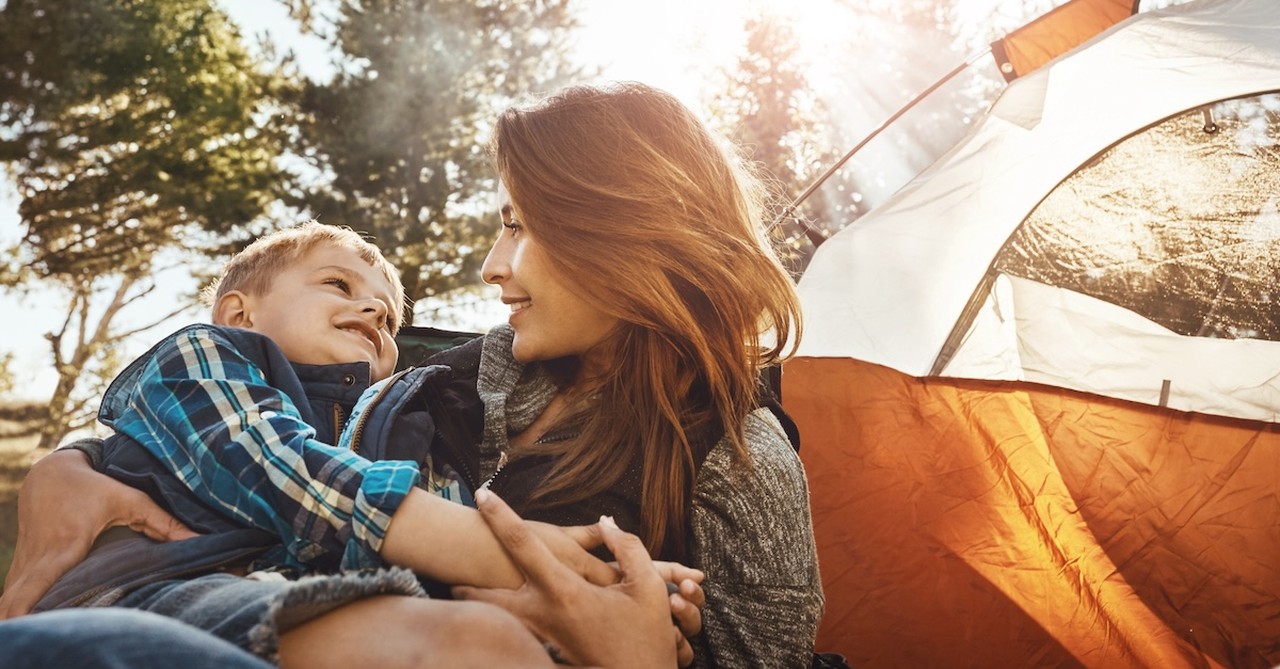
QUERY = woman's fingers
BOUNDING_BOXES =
[652,560,705,585]
[670,590,703,638]
[675,625,695,667]
[597,516,664,594]
[678,577,706,610]
[473,489,565,590]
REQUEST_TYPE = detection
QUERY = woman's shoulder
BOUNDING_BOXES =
[710,407,801,470]
[689,407,820,584]
[696,407,808,502]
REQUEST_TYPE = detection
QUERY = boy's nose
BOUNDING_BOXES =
[361,297,389,326]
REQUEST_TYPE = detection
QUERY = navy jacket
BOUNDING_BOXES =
[35,329,486,611]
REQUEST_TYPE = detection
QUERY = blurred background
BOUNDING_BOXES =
[0,0,1186,581]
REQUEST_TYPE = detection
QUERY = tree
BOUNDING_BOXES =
[709,12,857,275]
[0,0,293,448]
[283,0,584,325]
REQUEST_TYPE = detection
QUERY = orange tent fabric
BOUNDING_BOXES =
[785,357,1280,668]
[990,0,1137,82]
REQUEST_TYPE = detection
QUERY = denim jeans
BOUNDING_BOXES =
[114,567,426,662]
[0,608,273,669]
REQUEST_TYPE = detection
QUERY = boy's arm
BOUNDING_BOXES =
[115,326,421,568]
[381,487,617,589]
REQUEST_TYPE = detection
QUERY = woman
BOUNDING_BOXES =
[462,81,823,667]
[2,81,822,667]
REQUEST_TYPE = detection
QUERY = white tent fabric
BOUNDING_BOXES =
[797,0,1280,422]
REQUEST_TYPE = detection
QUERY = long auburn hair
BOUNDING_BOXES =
[491,81,802,560]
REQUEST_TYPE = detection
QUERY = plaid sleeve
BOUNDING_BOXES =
[113,326,420,568]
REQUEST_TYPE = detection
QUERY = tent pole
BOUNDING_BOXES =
[773,49,991,243]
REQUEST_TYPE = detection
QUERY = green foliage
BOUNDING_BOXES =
[0,0,293,283]
[285,0,583,323]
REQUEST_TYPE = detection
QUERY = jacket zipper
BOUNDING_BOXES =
[482,431,572,490]
[348,368,413,456]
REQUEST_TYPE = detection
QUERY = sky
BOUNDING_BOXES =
[0,0,1045,400]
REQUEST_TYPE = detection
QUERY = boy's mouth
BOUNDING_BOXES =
[337,322,380,354]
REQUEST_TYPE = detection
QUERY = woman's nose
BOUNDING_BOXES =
[481,241,509,285]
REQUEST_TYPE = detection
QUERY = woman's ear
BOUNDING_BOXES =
[212,291,252,327]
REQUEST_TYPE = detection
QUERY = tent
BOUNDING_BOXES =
[784,0,1280,666]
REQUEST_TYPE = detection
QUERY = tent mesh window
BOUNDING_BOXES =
[994,92,1280,341]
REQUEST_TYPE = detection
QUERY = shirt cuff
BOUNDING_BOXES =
[348,459,421,559]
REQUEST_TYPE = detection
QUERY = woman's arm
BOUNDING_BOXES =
[688,408,825,668]
[0,449,196,618]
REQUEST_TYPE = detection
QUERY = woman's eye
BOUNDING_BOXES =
[503,221,523,236]
[324,277,351,293]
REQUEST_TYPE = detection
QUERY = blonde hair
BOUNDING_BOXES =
[202,221,406,333]
[492,81,802,559]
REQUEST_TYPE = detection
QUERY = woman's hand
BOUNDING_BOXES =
[527,520,618,587]
[651,560,706,666]
[0,449,197,619]
[453,490,680,669]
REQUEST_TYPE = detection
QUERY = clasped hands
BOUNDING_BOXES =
[460,489,706,668]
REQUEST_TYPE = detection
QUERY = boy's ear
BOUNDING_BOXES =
[212,291,253,328]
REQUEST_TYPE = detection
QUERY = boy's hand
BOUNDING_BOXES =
[527,520,618,587]
[0,450,197,619]
[453,490,679,669]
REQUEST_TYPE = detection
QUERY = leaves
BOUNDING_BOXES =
[287,0,583,322]
[0,0,292,282]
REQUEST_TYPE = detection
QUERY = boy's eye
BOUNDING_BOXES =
[324,277,351,293]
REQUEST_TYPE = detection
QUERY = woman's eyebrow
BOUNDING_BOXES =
[500,204,513,222]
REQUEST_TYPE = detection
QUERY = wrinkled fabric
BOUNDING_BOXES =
[785,357,1279,669]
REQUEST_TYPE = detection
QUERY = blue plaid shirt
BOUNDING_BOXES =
[111,326,421,570]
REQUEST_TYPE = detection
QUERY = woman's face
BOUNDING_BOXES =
[481,184,620,372]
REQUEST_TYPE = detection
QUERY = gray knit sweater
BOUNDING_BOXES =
[476,325,824,668]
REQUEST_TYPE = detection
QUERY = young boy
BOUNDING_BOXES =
[42,222,609,609]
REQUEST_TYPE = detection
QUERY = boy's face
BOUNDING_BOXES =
[226,243,400,382]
